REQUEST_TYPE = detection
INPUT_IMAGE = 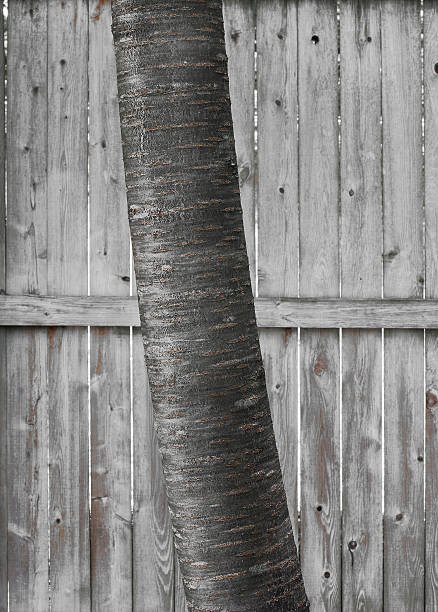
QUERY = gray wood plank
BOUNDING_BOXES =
[5,295,438,328]
[339,2,383,609]
[7,329,49,612]
[89,2,132,608]
[256,0,300,552]
[223,0,256,292]
[132,328,182,611]
[381,2,425,610]
[424,3,438,609]
[0,295,140,326]
[47,1,90,609]
[0,5,6,610]
[298,1,341,608]
[255,298,438,329]
[6,2,49,609]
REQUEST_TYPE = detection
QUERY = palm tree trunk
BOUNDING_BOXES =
[111,1,309,609]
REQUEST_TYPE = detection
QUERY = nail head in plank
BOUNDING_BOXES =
[382,2,425,609]
[298,1,341,608]
[340,3,383,607]
[47,0,90,608]
[89,1,132,607]
[6,2,49,609]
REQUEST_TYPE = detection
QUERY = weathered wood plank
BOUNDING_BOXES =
[0,295,140,326]
[340,2,383,609]
[0,6,6,610]
[256,0,300,549]
[256,298,438,329]
[424,3,438,609]
[6,2,49,609]
[132,328,183,611]
[382,2,425,610]
[5,295,438,328]
[298,1,341,608]
[223,0,256,291]
[47,1,90,609]
[89,2,132,608]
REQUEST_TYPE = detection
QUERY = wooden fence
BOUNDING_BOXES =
[1,0,438,610]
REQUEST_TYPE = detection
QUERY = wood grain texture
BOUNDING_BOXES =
[256,0,300,552]
[0,6,5,610]
[0,295,140,326]
[424,3,438,609]
[5,295,438,328]
[89,2,132,608]
[6,2,49,609]
[47,1,90,609]
[223,0,256,292]
[340,2,383,609]
[257,0,298,299]
[132,328,186,611]
[298,1,341,609]
[382,2,425,610]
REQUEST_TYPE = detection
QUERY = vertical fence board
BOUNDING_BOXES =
[256,0,300,550]
[382,2,425,610]
[0,6,6,610]
[298,1,341,609]
[6,2,49,610]
[89,2,132,609]
[47,1,90,609]
[223,0,256,292]
[132,330,180,611]
[424,3,438,609]
[340,2,383,610]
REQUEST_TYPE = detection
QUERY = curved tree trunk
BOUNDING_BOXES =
[111,2,309,609]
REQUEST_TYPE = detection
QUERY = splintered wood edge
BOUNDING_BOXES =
[1,295,438,328]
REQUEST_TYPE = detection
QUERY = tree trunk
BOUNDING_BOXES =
[111,1,309,609]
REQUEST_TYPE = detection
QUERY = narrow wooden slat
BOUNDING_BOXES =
[223,0,256,291]
[0,295,140,326]
[89,3,132,608]
[256,298,438,329]
[0,6,6,610]
[256,0,300,548]
[47,1,90,609]
[424,3,438,609]
[6,2,49,609]
[298,1,341,608]
[340,2,383,609]
[382,2,425,610]
[132,329,183,611]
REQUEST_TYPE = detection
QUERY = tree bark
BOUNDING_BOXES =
[111,1,309,610]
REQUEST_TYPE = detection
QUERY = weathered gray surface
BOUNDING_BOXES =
[89,1,132,608]
[111,1,308,609]
[256,0,300,552]
[424,3,438,610]
[47,1,90,609]
[0,295,141,326]
[340,3,383,608]
[224,0,256,291]
[0,6,5,611]
[8,295,438,329]
[6,2,49,609]
[132,328,186,611]
[298,2,341,609]
[382,2,425,610]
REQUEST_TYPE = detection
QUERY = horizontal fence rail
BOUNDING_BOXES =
[2,295,438,328]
